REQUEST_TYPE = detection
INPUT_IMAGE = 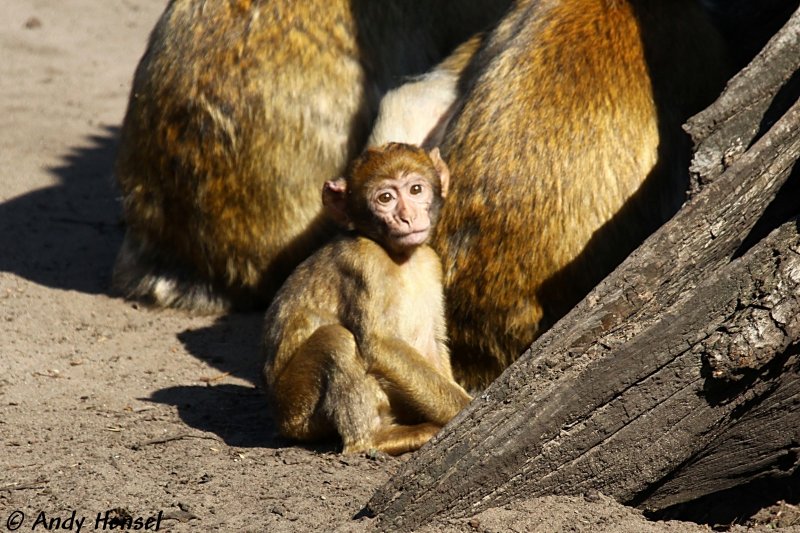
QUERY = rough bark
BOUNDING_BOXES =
[687,6,800,187]
[364,8,800,531]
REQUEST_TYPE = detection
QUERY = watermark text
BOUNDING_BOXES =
[5,510,163,531]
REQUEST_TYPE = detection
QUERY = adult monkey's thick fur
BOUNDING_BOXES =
[113,0,510,312]
[433,0,729,390]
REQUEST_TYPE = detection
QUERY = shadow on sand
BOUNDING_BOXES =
[0,125,123,294]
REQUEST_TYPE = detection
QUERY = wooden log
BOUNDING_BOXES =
[365,220,800,530]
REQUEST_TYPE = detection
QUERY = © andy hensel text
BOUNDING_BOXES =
[4,510,164,532]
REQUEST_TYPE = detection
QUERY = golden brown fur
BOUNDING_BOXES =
[431,0,730,390]
[263,144,469,454]
[113,0,511,313]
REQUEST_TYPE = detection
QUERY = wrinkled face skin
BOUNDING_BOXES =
[322,143,449,260]
[369,171,436,251]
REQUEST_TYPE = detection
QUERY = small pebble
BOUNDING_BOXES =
[24,17,42,29]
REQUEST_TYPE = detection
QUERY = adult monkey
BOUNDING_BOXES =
[113,0,511,312]
[429,0,730,390]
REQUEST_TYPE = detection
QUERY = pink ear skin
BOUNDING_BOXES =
[428,147,450,198]
[322,178,351,228]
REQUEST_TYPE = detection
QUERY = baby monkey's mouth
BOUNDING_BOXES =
[392,227,430,246]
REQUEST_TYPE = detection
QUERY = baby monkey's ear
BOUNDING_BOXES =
[428,147,450,198]
[322,178,352,229]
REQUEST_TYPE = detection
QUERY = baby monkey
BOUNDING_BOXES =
[263,143,471,455]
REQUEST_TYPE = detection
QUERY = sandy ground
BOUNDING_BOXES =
[1,1,798,531]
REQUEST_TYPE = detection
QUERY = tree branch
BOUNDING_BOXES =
[686,7,800,187]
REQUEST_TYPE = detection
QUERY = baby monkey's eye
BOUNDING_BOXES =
[378,192,394,204]
[410,184,423,195]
